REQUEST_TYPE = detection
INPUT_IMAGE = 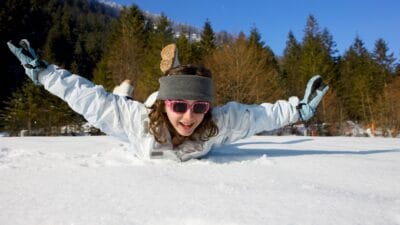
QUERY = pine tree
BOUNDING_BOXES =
[1,81,42,135]
[338,37,378,122]
[176,28,194,64]
[368,39,397,130]
[137,13,175,100]
[248,26,264,49]
[43,9,73,68]
[372,38,395,87]
[300,15,336,87]
[93,5,148,99]
[281,16,337,99]
[1,80,84,135]
[281,31,302,96]
[198,19,216,59]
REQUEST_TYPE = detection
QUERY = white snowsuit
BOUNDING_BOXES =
[38,65,300,161]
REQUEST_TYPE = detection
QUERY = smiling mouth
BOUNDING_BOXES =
[179,122,194,129]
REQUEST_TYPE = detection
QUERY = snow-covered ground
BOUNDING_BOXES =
[0,135,399,225]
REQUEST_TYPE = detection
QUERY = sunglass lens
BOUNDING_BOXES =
[193,103,208,113]
[173,102,188,113]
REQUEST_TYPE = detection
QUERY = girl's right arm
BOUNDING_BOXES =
[38,65,147,141]
[7,39,146,141]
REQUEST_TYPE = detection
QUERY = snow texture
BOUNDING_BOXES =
[0,135,399,225]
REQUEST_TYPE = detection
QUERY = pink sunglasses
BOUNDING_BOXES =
[164,100,210,114]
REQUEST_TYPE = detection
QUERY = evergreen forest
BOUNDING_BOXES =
[1,0,399,136]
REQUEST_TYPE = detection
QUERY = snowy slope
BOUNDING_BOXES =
[0,135,399,225]
[96,0,123,10]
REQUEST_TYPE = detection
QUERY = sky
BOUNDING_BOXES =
[113,0,399,57]
[1,135,399,224]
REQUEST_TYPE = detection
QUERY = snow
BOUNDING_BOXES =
[0,135,399,225]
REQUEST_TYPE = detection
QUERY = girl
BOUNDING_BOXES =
[7,39,329,162]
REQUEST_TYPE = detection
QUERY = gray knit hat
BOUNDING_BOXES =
[157,75,213,101]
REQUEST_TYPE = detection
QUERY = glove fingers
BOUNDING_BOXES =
[7,41,33,65]
[308,77,325,102]
[303,75,321,103]
[19,39,37,59]
[299,75,329,121]
[310,76,323,93]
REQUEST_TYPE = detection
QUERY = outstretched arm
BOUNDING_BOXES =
[40,65,145,141]
[213,75,329,145]
[7,39,146,141]
[212,98,299,145]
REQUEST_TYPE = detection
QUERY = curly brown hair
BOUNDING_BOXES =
[148,64,219,147]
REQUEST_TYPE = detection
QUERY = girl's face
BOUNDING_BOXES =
[164,100,209,136]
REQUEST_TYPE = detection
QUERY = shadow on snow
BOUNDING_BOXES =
[205,138,400,163]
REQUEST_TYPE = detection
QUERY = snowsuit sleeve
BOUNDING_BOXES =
[38,65,146,142]
[212,99,300,145]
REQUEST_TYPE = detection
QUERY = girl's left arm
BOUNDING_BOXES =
[212,98,300,145]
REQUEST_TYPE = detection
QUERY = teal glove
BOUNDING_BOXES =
[297,75,329,121]
[7,39,48,85]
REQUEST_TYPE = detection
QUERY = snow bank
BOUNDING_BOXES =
[0,136,399,225]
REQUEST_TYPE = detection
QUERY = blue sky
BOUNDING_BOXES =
[114,0,399,57]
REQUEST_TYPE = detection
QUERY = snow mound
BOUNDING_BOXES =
[0,135,399,225]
